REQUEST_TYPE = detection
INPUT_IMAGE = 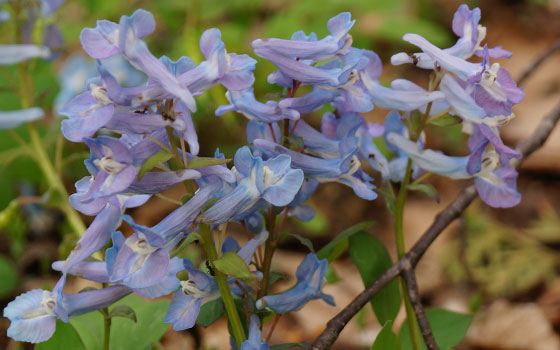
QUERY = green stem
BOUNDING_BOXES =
[199,224,246,346]
[100,308,111,350]
[394,159,424,350]
[257,208,279,299]
[17,60,86,237]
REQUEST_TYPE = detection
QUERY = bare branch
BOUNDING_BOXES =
[311,52,560,349]
[517,40,560,86]
[402,264,438,350]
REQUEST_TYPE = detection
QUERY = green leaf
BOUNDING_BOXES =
[399,308,471,350]
[196,298,224,327]
[349,231,401,324]
[213,252,259,289]
[0,199,19,229]
[316,221,373,262]
[0,255,18,298]
[371,321,399,350]
[138,150,172,180]
[282,233,314,252]
[186,156,230,169]
[109,304,137,323]
[281,135,304,151]
[324,266,340,284]
[71,295,170,350]
[429,114,462,127]
[36,320,85,350]
[408,183,439,203]
[376,183,396,216]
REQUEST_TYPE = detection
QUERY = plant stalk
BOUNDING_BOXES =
[394,159,424,350]
[199,224,246,346]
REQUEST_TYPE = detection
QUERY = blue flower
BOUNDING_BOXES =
[80,9,197,111]
[253,137,376,200]
[391,5,511,69]
[252,12,354,60]
[216,88,300,123]
[0,108,44,129]
[165,232,267,331]
[202,146,304,224]
[241,315,269,350]
[0,44,51,65]
[256,253,335,314]
[4,280,131,344]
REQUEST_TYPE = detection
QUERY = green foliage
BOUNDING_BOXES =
[399,308,471,350]
[316,221,373,262]
[213,252,259,289]
[281,232,315,252]
[371,321,400,350]
[428,114,462,127]
[36,320,85,350]
[70,295,170,350]
[137,150,173,180]
[408,183,439,203]
[0,255,18,298]
[186,156,230,169]
[197,298,225,327]
[108,304,137,323]
[349,231,401,324]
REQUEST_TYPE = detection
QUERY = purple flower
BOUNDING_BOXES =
[4,280,130,344]
[252,12,354,60]
[201,146,304,224]
[216,88,300,123]
[0,44,51,65]
[80,9,197,111]
[0,108,44,129]
[241,315,269,350]
[256,253,335,314]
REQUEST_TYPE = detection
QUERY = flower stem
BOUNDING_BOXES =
[394,159,424,350]
[199,224,246,347]
[17,58,86,237]
[257,207,285,300]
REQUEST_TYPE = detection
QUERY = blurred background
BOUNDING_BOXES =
[1,0,560,348]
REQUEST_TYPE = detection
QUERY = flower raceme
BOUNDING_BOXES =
[4,4,525,345]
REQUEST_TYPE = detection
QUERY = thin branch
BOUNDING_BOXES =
[402,264,438,350]
[517,40,560,86]
[311,83,560,350]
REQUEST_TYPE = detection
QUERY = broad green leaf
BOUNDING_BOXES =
[399,308,471,350]
[349,231,401,324]
[109,304,137,323]
[186,156,230,169]
[71,295,170,350]
[0,255,18,298]
[429,114,462,127]
[36,320,85,350]
[371,321,400,350]
[282,233,314,252]
[138,150,172,180]
[408,183,439,203]
[316,221,373,261]
[213,252,259,289]
[196,298,224,327]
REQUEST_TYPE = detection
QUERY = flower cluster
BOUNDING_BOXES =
[4,4,524,346]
